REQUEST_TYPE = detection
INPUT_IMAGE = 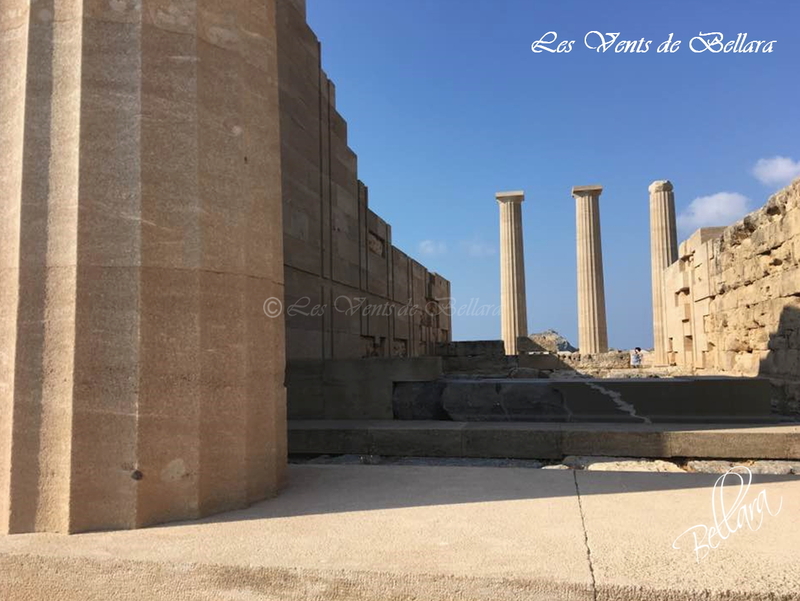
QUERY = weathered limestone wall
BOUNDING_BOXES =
[0,1,286,533]
[663,180,800,413]
[663,228,726,370]
[276,0,451,362]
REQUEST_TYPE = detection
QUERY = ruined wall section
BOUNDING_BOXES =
[276,0,451,361]
[664,180,800,413]
[663,227,726,369]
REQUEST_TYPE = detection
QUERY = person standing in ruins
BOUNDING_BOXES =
[630,347,643,368]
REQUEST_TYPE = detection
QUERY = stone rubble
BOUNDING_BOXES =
[685,460,737,474]
[561,456,684,472]
[661,179,800,415]
[291,455,800,475]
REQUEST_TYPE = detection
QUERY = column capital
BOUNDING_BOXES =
[496,190,525,203]
[571,185,603,199]
[649,180,674,194]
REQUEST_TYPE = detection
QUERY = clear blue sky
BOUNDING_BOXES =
[307,0,800,350]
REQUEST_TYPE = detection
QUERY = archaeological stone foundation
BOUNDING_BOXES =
[0,0,298,534]
[659,180,800,414]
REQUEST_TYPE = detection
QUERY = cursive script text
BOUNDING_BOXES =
[672,467,783,562]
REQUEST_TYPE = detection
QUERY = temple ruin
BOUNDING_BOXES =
[1,1,799,599]
[496,191,528,356]
[1,0,291,534]
[1,0,798,544]
[0,0,454,535]
[277,0,451,362]
[571,185,609,354]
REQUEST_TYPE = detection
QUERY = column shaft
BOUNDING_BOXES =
[572,186,608,354]
[0,0,287,534]
[649,181,678,365]
[497,192,528,355]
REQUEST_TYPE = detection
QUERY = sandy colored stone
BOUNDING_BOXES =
[571,186,609,354]
[585,460,685,473]
[0,0,287,534]
[278,0,451,362]
[748,460,800,475]
[661,179,800,414]
[0,465,799,600]
[0,465,594,601]
[496,191,529,356]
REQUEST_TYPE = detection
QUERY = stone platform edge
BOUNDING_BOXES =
[288,420,800,460]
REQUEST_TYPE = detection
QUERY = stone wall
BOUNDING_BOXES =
[276,0,451,362]
[1,0,286,533]
[663,180,800,413]
[557,351,641,371]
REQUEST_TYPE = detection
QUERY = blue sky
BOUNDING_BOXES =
[307,0,800,350]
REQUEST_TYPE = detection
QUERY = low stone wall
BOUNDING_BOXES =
[433,342,666,378]
[663,179,800,414]
[557,351,639,371]
[278,0,451,362]
[287,357,443,420]
[393,377,774,423]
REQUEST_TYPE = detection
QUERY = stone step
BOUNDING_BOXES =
[394,376,779,422]
[289,419,800,460]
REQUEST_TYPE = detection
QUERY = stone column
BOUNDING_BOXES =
[571,186,609,354]
[649,180,679,365]
[496,191,528,355]
[0,1,286,534]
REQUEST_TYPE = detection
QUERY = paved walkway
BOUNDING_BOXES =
[0,465,797,600]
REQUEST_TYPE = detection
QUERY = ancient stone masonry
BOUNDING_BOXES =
[496,191,528,355]
[0,0,286,533]
[277,0,451,362]
[649,181,679,366]
[571,186,609,354]
[662,179,800,413]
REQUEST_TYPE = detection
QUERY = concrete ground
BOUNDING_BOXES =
[0,465,797,600]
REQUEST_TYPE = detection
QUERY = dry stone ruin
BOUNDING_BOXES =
[662,180,800,414]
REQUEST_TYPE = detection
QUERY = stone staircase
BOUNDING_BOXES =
[393,376,778,423]
[287,345,799,462]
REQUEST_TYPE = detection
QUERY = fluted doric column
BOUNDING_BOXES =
[0,1,287,534]
[496,191,528,355]
[571,185,609,354]
[649,180,679,365]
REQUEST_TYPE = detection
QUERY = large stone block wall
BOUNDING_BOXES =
[664,180,800,413]
[1,0,286,533]
[276,0,451,362]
